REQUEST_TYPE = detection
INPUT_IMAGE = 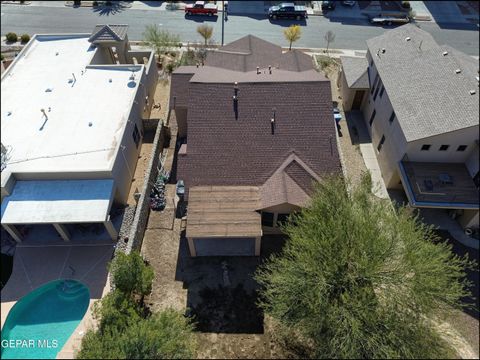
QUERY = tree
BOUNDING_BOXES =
[255,174,475,359]
[143,25,180,57]
[324,30,335,56]
[283,25,301,51]
[196,24,213,47]
[78,303,196,359]
[78,252,196,359]
[109,251,154,298]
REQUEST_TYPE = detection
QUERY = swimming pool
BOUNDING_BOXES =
[1,279,90,359]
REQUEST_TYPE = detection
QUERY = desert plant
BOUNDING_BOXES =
[0,54,4,61]
[5,33,18,43]
[324,30,335,56]
[20,34,30,44]
[283,25,302,51]
[256,174,475,359]
[109,251,154,298]
[143,25,181,58]
[402,1,411,9]
[196,24,213,47]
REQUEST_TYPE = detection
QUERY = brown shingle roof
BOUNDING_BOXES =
[205,34,313,72]
[88,24,128,43]
[180,80,341,194]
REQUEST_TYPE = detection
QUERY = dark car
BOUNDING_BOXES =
[176,180,185,197]
[268,2,307,20]
[322,1,336,11]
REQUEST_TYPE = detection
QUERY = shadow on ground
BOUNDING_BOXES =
[92,2,128,16]
[175,235,287,334]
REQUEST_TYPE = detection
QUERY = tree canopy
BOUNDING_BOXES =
[143,25,180,57]
[283,25,302,50]
[196,24,213,46]
[77,251,196,359]
[255,174,475,359]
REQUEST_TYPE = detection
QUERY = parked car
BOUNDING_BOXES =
[333,108,342,123]
[342,1,356,7]
[369,15,410,25]
[321,1,336,11]
[185,1,218,16]
[268,2,308,20]
[176,179,185,197]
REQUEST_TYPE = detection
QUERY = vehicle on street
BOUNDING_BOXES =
[268,3,307,20]
[321,1,336,11]
[185,1,218,16]
[369,15,410,26]
[342,1,356,7]
[176,179,185,197]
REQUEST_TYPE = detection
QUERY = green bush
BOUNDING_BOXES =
[402,1,411,8]
[20,34,30,44]
[109,251,154,297]
[1,54,4,61]
[5,33,18,43]
[255,174,475,359]
[165,62,177,74]
[93,0,98,6]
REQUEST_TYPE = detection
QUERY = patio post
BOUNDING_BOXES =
[53,223,71,242]
[2,224,23,243]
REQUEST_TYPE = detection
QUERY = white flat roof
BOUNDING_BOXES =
[1,35,141,185]
[1,179,115,224]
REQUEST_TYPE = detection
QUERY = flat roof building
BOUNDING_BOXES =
[1,26,158,242]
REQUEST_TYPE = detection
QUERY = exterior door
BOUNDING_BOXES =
[352,90,365,110]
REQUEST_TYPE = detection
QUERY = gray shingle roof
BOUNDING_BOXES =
[89,24,128,43]
[366,24,479,142]
[340,56,369,89]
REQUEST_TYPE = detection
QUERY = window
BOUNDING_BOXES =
[388,111,395,124]
[379,85,385,98]
[369,109,376,126]
[421,144,431,151]
[276,213,290,227]
[261,212,274,227]
[371,74,379,94]
[377,135,385,152]
[373,83,381,100]
[132,124,140,148]
[457,145,468,152]
[439,145,449,151]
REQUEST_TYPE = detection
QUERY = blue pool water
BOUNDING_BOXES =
[1,279,90,359]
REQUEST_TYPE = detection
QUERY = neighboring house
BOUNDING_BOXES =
[340,24,479,230]
[170,35,341,257]
[1,25,158,242]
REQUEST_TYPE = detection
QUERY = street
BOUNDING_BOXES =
[1,3,479,55]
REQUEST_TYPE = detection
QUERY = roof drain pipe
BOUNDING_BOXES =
[233,82,239,120]
[271,108,276,135]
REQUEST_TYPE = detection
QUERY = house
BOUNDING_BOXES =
[339,24,479,230]
[1,25,158,242]
[170,35,342,257]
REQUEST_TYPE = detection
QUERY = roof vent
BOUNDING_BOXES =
[381,48,386,54]
[470,90,476,95]
[109,78,112,83]
[45,88,53,92]
[7,111,12,116]
[443,51,448,56]
[455,69,462,74]
[129,72,136,81]
[256,66,260,74]
[268,65,272,74]
[405,37,411,41]
[55,52,59,56]
[88,122,93,127]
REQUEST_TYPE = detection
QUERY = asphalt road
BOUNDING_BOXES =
[1,4,479,55]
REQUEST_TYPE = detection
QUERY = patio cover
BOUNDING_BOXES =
[186,186,262,239]
[1,179,115,224]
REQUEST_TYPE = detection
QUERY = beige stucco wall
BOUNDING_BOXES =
[338,67,367,112]
[458,209,480,229]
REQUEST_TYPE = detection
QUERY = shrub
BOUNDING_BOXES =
[20,34,30,44]
[165,62,176,74]
[109,251,154,297]
[0,54,4,61]
[402,1,411,9]
[93,0,98,6]
[5,33,18,43]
